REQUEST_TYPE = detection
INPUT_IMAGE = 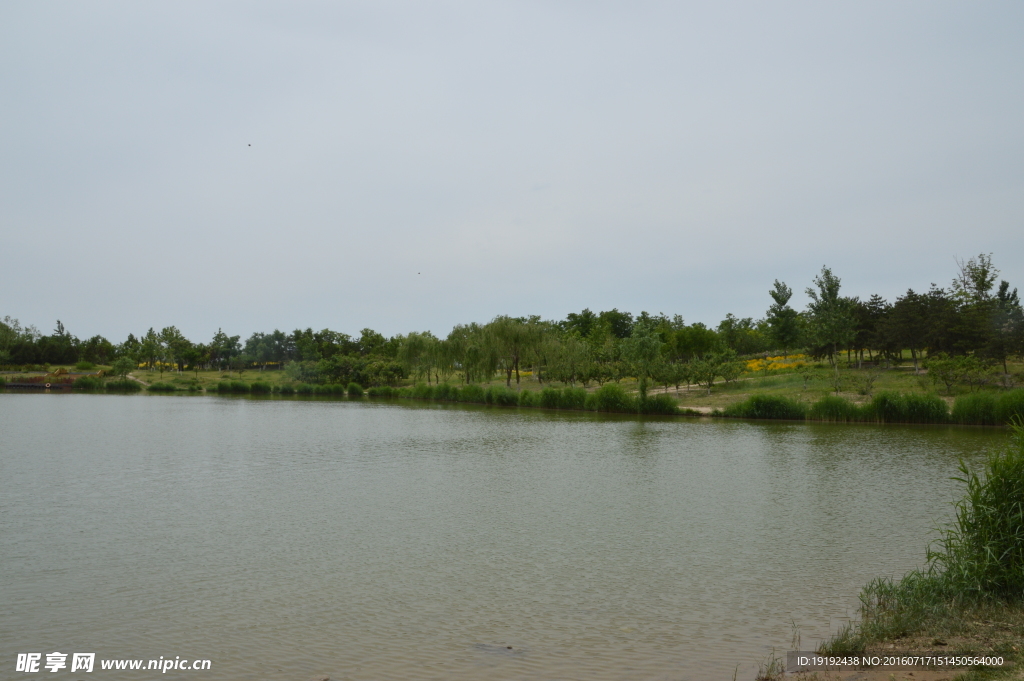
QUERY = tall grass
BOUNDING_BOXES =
[586,384,636,412]
[639,394,680,415]
[823,424,1024,652]
[105,379,142,392]
[539,387,561,409]
[432,383,456,401]
[347,382,364,397]
[72,376,104,391]
[995,389,1024,426]
[723,394,807,420]
[458,384,486,403]
[485,385,519,406]
[951,392,998,426]
[867,391,948,424]
[807,396,862,422]
[558,387,587,410]
[147,382,177,392]
[517,389,539,407]
[366,386,396,397]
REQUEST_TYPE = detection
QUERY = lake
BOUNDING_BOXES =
[0,393,1007,680]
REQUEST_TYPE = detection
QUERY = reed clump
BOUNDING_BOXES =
[723,394,807,420]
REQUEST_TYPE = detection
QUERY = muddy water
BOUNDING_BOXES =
[0,393,1006,680]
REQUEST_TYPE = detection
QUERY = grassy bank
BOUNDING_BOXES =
[813,424,1024,679]
[6,360,1024,426]
[369,382,684,415]
[720,390,1024,426]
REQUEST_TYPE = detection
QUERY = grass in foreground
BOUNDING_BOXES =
[816,423,1024,679]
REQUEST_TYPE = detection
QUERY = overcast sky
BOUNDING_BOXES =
[3,1,1022,343]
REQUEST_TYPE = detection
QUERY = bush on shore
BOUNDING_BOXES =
[250,381,272,394]
[347,382,364,398]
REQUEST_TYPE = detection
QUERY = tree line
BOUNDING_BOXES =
[2,255,1022,390]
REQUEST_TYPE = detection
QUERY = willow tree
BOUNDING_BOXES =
[620,319,662,401]
[486,316,544,387]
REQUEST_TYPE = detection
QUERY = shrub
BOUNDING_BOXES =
[518,389,539,407]
[724,394,807,420]
[296,383,315,394]
[539,387,561,409]
[485,385,519,406]
[231,381,250,393]
[558,387,587,410]
[869,391,948,424]
[331,383,348,395]
[313,384,333,395]
[995,389,1024,426]
[105,379,141,392]
[72,375,104,391]
[951,392,998,426]
[639,394,679,415]
[147,382,177,392]
[74,361,96,371]
[458,384,486,404]
[396,387,413,398]
[250,381,272,394]
[347,382,365,398]
[279,384,296,395]
[0,376,6,388]
[433,383,457,401]
[808,396,863,422]
[367,386,396,397]
[587,384,636,413]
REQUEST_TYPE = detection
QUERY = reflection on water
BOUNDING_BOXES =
[0,393,1006,680]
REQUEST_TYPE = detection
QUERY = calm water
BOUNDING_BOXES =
[0,393,1008,680]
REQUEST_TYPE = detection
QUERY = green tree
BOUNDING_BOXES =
[805,266,856,367]
[111,356,136,381]
[766,280,801,357]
